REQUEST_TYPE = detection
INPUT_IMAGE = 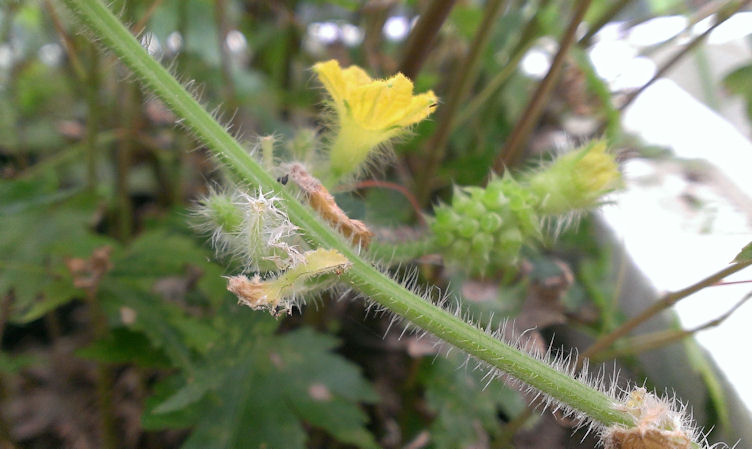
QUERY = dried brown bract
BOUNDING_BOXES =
[288,163,373,248]
[604,388,693,449]
[605,427,691,449]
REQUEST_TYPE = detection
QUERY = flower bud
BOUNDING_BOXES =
[528,140,621,216]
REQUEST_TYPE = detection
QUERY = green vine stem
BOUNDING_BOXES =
[367,237,437,265]
[58,0,635,430]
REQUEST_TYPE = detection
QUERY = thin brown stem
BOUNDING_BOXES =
[87,292,117,449]
[493,0,593,172]
[337,179,426,226]
[581,260,752,360]
[0,294,17,448]
[80,274,116,449]
[114,84,138,241]
[43,0,86,79]
[713,279,752,286]
[132,0,164,34]
[591,291,752,362]
[453,0,552,133]
[398,0,457,79]
[415,0,508,205]
[84,43,100,190]
[578,0,636,47]
[619,0,751,111]
[493,407,534,448]
[214,0,239,117]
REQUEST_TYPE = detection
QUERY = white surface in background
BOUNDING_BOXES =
[140,32,161,56]
[624,79,752,194]
[383,15,410,42]
[340,23,364,47]
[309,22,339,45]
[707,12,752,44]
[520,48,551,78]
[226,30,248,54]
[166,31,183,53]
[627,15,687,46]
[590,15,752,411]
[520,13,752,411]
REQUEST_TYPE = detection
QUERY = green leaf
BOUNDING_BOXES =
[152,374,222,415]
[109,230,212,280]
[76,327,172,367]
[420,355,525,449]
[181,350,308,449]
[142,374,203,430]
[99,283,212,372]
[364,188,413,226]
[732,241,752,263]
[723,64,752,121]
[147,320,378,449]
[0,177,110,323]
[96,228,236,370]
[450,5,484,39]
[308,0,360,10]
[723,64,752,95]
[0,351,41,374]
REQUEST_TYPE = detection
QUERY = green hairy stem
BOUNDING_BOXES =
[58,0,634,429]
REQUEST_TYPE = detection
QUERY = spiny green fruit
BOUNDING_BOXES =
[194,189,305,272]
[431,176,541,274]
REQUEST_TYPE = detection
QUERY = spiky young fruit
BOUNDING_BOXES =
[431,175,541,274]
[194,189,304,272]
[198,191,245,235]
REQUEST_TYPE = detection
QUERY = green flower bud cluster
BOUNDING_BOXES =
[431,176,541,274]
[431,142,621,275]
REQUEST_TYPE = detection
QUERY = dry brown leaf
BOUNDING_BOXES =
[604,428,691,449]
[65,246,113,292]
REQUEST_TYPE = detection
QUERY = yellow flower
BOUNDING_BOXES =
[312,59,437,181]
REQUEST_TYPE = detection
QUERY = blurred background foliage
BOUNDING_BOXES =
[1,0,751,448]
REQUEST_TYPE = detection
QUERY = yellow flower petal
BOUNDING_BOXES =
[313,59,438,179]
[314,59,437,132]
[349,75,414,130]
[312,60,349,107]
[341,65,372,87]
[397,90,438,127]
